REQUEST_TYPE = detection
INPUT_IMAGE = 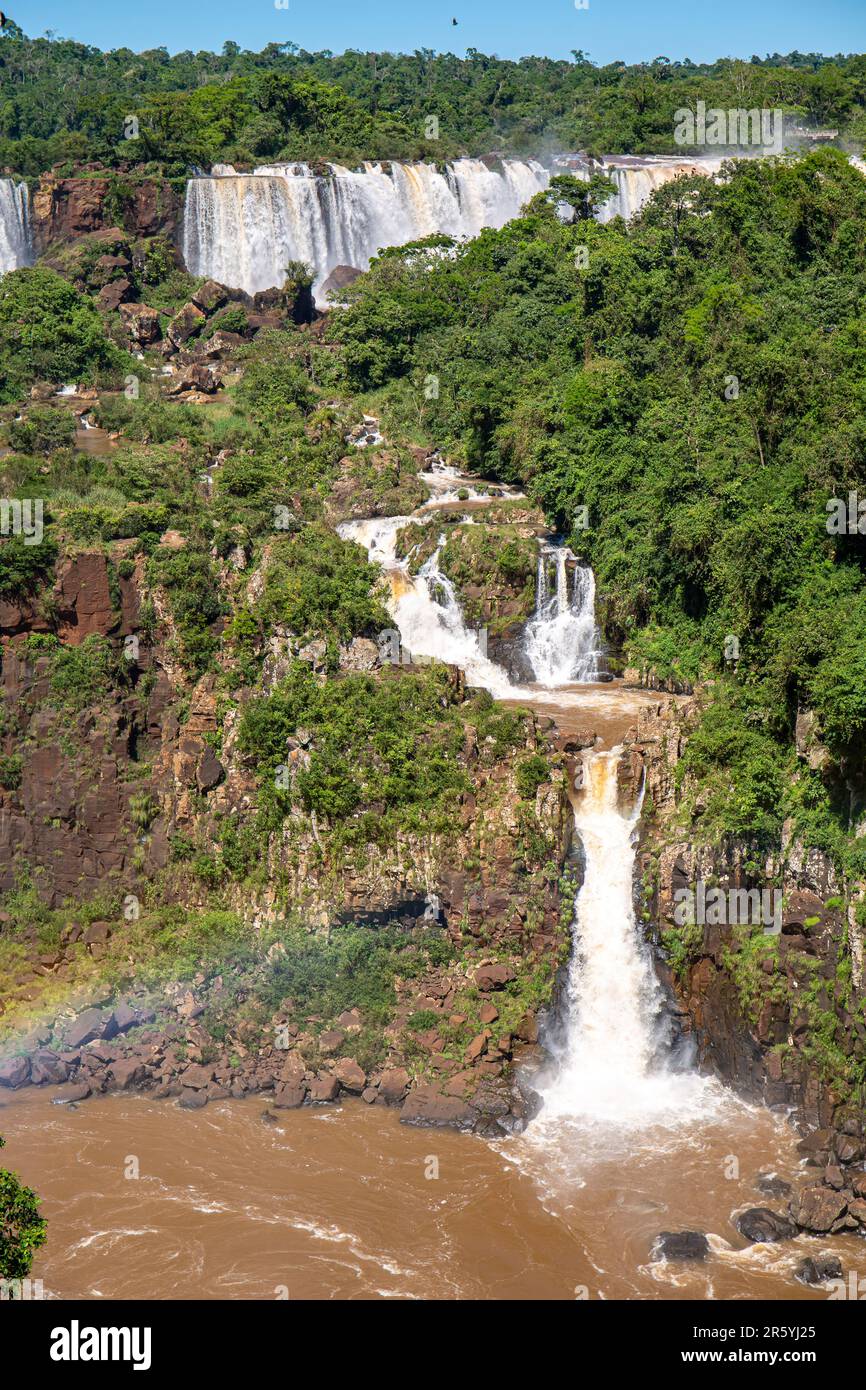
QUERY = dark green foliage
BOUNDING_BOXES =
[237,663,468,836]
[7,408,75,455]
[0,268,130,403]
[254,524,390,652]
[260,922,455,1028]
[1,36,866,171]
[0,535,57,599]
[515,754,550,801]
[0,1135,46,1281]
[48,635,129,711]
[147,546,226,676]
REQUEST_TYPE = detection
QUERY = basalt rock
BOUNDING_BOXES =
[654,1230,709,1261]
[735,1207,797,1244]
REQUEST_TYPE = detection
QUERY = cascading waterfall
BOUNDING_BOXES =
[339,516,519,699]
[0,179,32,274]
[524,546,604,685]
[530,749,724,1137]
[183,158,549,301]
[554,154,725,224]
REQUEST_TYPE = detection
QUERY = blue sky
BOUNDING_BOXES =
[7,0,866,65]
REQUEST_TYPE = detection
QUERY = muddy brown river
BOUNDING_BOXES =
[1,1087,859,1301]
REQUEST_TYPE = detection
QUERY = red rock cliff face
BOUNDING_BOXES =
[30,176,180,252]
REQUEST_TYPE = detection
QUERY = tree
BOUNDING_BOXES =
[0,1136,47,1281]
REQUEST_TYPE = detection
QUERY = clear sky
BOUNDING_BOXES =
[7,0,866,66]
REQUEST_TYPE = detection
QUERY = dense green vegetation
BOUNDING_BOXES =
[0,267,132,403]
[327,148,866,863]
[237,663,470,838]
[0,1135,46,1281]
[1,27,866,173]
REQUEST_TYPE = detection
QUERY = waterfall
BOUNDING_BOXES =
[554,154,725,224]
[339,516,520,699]
[532,749,722,1133]
[183,159,549,301]
[0,179,32,274]
[524,546,604,686]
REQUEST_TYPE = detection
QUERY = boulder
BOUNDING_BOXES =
[735,1207,797,1244]
[796,1255,843,1286]
[53,1082,92,1105]
[654,1231,709,1261]
[309,1074,340,1103]
[791,1185,848,1232]
[474,963,515,992]
[399,1085,474,1129]
[29,1051,70,1086]
[192,279,228,314]
[196,746,224,793]
[333,1058,366,1093]
[96,277,133,312]
[167,302,206,346]
[179,1089,209,1109]
[317,1030,345,1057]
[272,1084,307,1109]
[119,302,161,344]
[107,1059,146,1091]
[377,1067,410,1104]
[320,265,363,299]
[167,362,222,396]
[180,1064,215,1090]
[65,1008,107,1049]
[0,1054,31,1088]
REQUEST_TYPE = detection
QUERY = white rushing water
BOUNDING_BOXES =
[183,158,549,301]
[524,546,604,685]
[0,179,32,274]
[531,749,726,1137]
[339,516,521,698]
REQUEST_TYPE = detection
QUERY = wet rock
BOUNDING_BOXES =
[399,1085,474,1129]
[654,1231,709,1261]
[790,1185,848,1232]
[180,1064,214,1090]
[847,1198,866,1227]
[108,1059,146,1090]
[179,1088,209,1109]
[795,1255,843,1286]
[309,1074,340,1103]
[735,1207,797,1244]
[29,1052,70,1086]
[272,1084,306,1109]
[53,1082,92,1104]
[261,1110,279,1126]
[0,1054,31,1088]
[755,1173,792,1199]
[361,1086,378,1104]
